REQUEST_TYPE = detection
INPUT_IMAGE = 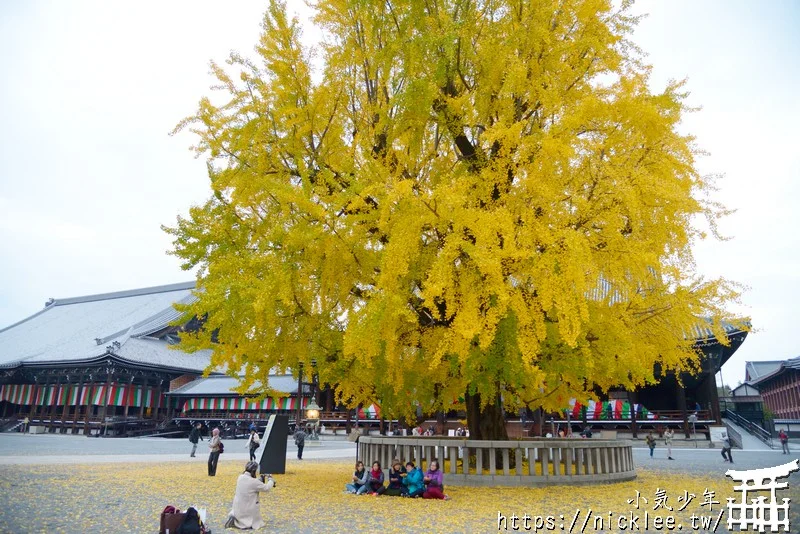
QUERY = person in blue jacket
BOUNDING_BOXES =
[402,461,425,498]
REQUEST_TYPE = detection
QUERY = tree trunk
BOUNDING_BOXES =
[465,389,511,469]
[465,389,509,441]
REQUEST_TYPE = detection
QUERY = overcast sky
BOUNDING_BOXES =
[0,1,797,385]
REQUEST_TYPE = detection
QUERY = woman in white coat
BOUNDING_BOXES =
[225,461,275,530]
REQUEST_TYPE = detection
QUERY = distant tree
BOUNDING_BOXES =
[165,0,746,440]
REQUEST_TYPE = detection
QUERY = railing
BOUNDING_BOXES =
[551,409,714,423]
[28,415,107,424]
[176,410,388,425]
[359,436,635,487]
[724,424,743,449]
[724,409,775,449]
[0,418,22,432]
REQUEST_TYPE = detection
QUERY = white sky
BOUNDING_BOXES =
[0,1,797,385]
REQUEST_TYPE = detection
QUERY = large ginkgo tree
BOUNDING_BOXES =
[165,0,745,440]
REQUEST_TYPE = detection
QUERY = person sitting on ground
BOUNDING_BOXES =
[422,459,449,500]
[345,461,369,495]
[367,461,386,495]
[225,461,276,530]
[384,459,407,497]
[247,426,261,462]
[403,461,425,498]
[176,506,203,534]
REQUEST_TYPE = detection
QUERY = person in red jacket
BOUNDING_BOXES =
[779,429,790,454]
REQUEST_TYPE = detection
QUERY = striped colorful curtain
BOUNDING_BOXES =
[1,384,22,404]
[180,396,310,413]
[0,384,35,405]
[567,399,651,420]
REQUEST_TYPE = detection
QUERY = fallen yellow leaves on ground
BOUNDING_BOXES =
[0,458,797,533]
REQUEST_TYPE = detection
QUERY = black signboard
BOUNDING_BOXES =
[257,414,288,475]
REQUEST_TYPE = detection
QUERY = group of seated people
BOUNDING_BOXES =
[345,458,450,500]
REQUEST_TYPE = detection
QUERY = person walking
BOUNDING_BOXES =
[294,424,306,460]
[721,433,733,463]
[779,429,790,454]
[189,423,203,457]
[247,426,261,462]
[208,427,222,476]
[645,432,656,458]
[664,428,674,460]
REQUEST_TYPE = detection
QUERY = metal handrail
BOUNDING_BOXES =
[724,409,774,449]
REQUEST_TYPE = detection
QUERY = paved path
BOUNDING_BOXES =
[0,433,356,465]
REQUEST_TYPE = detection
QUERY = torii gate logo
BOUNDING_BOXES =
[726,459,799,532]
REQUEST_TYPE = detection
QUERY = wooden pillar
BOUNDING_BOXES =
[676,377,690,438]
[60,380,74,433]
[629,390,638,439]
[325,387,333,413]
[39,375,52,425]
[139,377,148,420]
[707,372,721,424]
[153,378,164,422]
[99,374,113,435]
[123,375,134,418]
[48,375,63,431]
[82,382,94,435]
[69,378,82,433]
[31,378,42,420]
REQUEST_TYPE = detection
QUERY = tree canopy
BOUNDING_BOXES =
[165,0,745,434]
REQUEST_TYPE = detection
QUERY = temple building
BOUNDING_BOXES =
[745,357,800,436]
[0,282,210,434]
[0,281,748,438]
